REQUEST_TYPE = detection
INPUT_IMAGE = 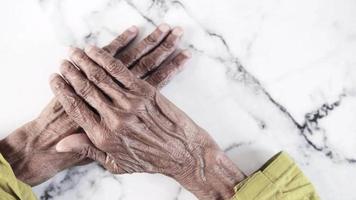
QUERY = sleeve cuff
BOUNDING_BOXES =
[0,153,37,200]
[231,152,320,200]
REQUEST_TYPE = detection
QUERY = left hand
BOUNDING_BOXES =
[0,24,189,186]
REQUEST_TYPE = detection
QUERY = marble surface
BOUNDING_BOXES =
[0,0,356,199]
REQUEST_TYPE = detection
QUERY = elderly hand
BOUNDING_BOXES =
[0,24,189,186]
[52,45,245,199]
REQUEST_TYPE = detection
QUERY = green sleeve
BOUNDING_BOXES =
[0,154,37,200]
[231,152,320,200]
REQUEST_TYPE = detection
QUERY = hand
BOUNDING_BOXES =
[51,46,245,200]
[0,24,190,186]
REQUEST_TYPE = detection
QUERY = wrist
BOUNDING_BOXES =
[0,121,40,183]
[174,140,246,200]
[0,124,33,164]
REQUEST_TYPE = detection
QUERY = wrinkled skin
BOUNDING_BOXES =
[52,46,246,200]
[0,24,190,186]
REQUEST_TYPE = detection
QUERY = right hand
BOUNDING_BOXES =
[52,45,245,200]
[0,24,190,186]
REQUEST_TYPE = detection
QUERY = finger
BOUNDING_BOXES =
[56,134,108,167]
[69,47,128,104]
[56,134,125,174]
[146,50,191,89]
[59,60,113,116]
[102,25,138,56]
[49,74,100,131]
[84,45,138,90]
[130,27,184,78]
[117,23,171,67]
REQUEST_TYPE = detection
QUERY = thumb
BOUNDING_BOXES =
[56,133,107,166]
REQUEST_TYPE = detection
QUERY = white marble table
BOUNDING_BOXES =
[0,0,356,199]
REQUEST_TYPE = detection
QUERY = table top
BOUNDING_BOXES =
[0,0,355,199]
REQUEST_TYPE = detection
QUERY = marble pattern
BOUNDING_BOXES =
[0,0,355,199]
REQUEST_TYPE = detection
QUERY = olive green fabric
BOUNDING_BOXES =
[231,152,320,200]
[0,154,37,200]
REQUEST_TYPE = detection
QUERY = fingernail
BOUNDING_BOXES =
[59,60,71,73]
[84,45,95,52]
[49,73,58,82]
[182,50,192,58]
[68,46,76,55]
[172,27,184,36]
[158,23,170,32]
[128,25,138,33]
[60,59,69,67]
[56,142,73,153]
[49,74,62,90]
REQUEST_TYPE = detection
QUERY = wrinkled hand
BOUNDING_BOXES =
[0,24,190,186]
[52,46,245,199]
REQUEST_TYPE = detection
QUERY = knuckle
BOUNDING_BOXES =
[151,71,166,82]
[79,54,91,64]
[138,57,155,71]
[107,60,125,76]
[77,81,94,98]
[171,57,181,67]
[64,95,83,116]
[79,146,91,158]
[125,80,144,92]
[74,151,87,161]
[72,49,87,61]
[146,74,161,86]
[136,82,156,98]
[102,46,114,54]
[144,34,157,44]
[94,47,106,57]
[131,48,141,60]
[161,40,174,50]
[107,59,118,70]
[79,145,100,162]
[123,80,134,89]
[87,68,108,85]
[118,53,133,66]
